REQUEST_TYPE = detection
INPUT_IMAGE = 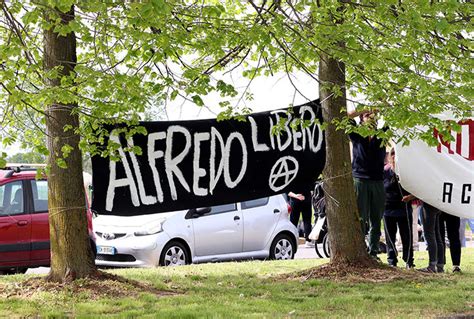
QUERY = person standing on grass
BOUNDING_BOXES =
[348,110,386,259]
[419,203,445,273]
[383,148,415,269]
[439,212,462,273]
[288,189,314,247]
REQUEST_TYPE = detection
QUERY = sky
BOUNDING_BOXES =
[163,71,320,121]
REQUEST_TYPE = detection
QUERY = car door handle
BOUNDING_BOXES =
[17,220,29,226]
[234,216,240,221]
[273,209,280,214]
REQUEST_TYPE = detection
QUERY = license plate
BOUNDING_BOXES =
[97,246,116,255]
[308,217,325,241]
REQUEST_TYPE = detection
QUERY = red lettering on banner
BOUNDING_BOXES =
[433,119,474,161]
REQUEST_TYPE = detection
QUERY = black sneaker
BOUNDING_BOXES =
[418,267,436,273]
[437,267,445,273]
[406,264,415,270]
[452,266,461,273]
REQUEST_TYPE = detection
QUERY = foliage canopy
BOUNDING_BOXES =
[0,0,472,162]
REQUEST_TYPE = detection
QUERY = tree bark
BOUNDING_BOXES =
[319,53,371,265]
[43,6,96,282]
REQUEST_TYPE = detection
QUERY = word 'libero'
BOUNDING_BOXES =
[106,107,322,211]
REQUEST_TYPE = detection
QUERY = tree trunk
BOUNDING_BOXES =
[319,53,371,265]
[43,6,96,282]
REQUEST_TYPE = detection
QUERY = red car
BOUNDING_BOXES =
[0,165,95,274]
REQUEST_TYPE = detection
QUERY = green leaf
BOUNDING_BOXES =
[0,152,7,168]
[170,90,179,100]
[61,144,74,158]
[192,95,204,106]
[56,158,67,169]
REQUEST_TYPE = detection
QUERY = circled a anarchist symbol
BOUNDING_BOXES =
[268,156,299,192]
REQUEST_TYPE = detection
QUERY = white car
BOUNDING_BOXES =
[93,195,298,267]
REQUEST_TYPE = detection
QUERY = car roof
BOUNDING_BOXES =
[0,168,40,183]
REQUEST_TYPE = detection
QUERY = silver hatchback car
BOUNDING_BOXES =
[94,195,298,267]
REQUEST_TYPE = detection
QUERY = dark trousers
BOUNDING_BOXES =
[353,178,385,256]
[384,214,414,266]
[422,203,445,269]
[439,212,461,266]
[290,199,312,241]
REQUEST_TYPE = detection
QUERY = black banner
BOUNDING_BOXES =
[91,100,326,216]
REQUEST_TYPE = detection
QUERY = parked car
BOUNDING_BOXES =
[94,195,298,267]
[0,165,96,274]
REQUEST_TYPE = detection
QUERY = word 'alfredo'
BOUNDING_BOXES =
[106,107,323,211]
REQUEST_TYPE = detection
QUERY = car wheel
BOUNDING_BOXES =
[15,267,28,274]
[269,233,295,260]
[322,233,331,258]
[159,241,190,266]
[0,267,27,275]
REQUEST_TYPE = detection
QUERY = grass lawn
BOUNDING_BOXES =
[0,248,473,318]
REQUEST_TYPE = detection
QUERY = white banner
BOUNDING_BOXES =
[396,119,474,219]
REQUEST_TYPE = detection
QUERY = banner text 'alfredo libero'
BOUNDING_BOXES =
[91,101,326,216]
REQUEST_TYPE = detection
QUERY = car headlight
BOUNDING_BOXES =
[134,220,165,236]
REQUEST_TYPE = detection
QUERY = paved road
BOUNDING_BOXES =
[295,243,324,259]
[26,243,321,275]
[26,267,49,275]
[25,239,474,275]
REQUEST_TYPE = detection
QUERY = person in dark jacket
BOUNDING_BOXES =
[383,148,415,268]
[348,110,386,258]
